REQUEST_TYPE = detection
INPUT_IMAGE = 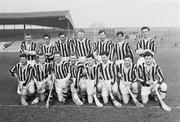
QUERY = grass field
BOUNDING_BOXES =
[0,47,180,122]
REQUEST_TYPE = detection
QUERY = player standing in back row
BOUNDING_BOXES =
[20,34,37,65]
[136,26,156,66]
[72,29,93,63]
[111,31,134,64]
[94,30,113,62]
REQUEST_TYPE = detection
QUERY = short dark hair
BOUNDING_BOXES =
[19,53,27,58]
[116,31,124,37]
[59,32,66,37]
[98,30,106,35]
[43,34,50,39]
[143,51,153,57]
[77,29,85,33]
[141,26,150,31]
[86,53,95,59]
[124,54,133,60]
[53,51,61,56]
[100,51,109,56]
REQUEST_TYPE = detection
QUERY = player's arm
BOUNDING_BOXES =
[136,65,144,83]
[75,67,82,89]
[135,40,144,54]
[9,65,19,79]
[127,43,134,62]
[111,63,116,85]
[156,65,164,84]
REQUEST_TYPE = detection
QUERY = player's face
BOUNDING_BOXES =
[20,57,27,66]
[141,29,150,38]
[78,32,85,40]
[25,35,32,43]
[59,35,66,42]
[117,34,124,42]
[54,54,61,63]
[101,55,108,64]
[39,55,46,64]
[99,32,106,41]
[124,57,132,67]
[144,56,153,65]
[44,37,50,45]
[70,55,77,64]
[87,57,94,67]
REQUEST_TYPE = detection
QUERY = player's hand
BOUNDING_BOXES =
[14,74,19,79]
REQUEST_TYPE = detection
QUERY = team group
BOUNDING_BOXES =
[9,26,168,108]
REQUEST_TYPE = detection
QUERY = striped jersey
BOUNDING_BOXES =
[9,62,34,86]
[41,44,54,62]
[97,61,116,84]
[136,37,156,55]
[33,62,51,82]
[111,41,134,61]
[116,63,137,82]
[73,38,92,58]
[51,61,69,79]
[54,39,71,57]
[68,61,82,78]
[137,63,164,85]
[95,39,113,56]
[20,41,37,60]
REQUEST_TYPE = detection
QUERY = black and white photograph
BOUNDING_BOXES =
[0,0,180,121]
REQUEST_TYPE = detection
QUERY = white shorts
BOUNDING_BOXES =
[119,80,131,95]
[70,78,77,93]
[17,80,35,95]
[55,78,69,94]
[97,79,118,97]
[37,80,52,94]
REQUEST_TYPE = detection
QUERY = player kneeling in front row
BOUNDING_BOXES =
[76,53,103,106]
[96,51,121,107]
[117,54,141,105]
[68,53,83,105]
[31,53,53,104]
[9,53,35,106]
[138,51,167,104]
[51,51,72,104]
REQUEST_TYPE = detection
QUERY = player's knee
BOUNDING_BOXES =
[28,86,35,94]
[159,82,167,92]
[122,94,129,104]
[142,95,149,104]
[80,83,86,91]
[131,82,139,94]
[102,96,108,104]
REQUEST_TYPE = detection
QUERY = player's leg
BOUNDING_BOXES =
[18,83,28,106]
[70,78,83,105]
[102,80,110,104]
[79,78,87,103]
[119,80,130,104]
[141,86,151,104]
[55,79,64,102]
[130,81,140,99]
[159,82,167,100]
[86,79,95,104]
